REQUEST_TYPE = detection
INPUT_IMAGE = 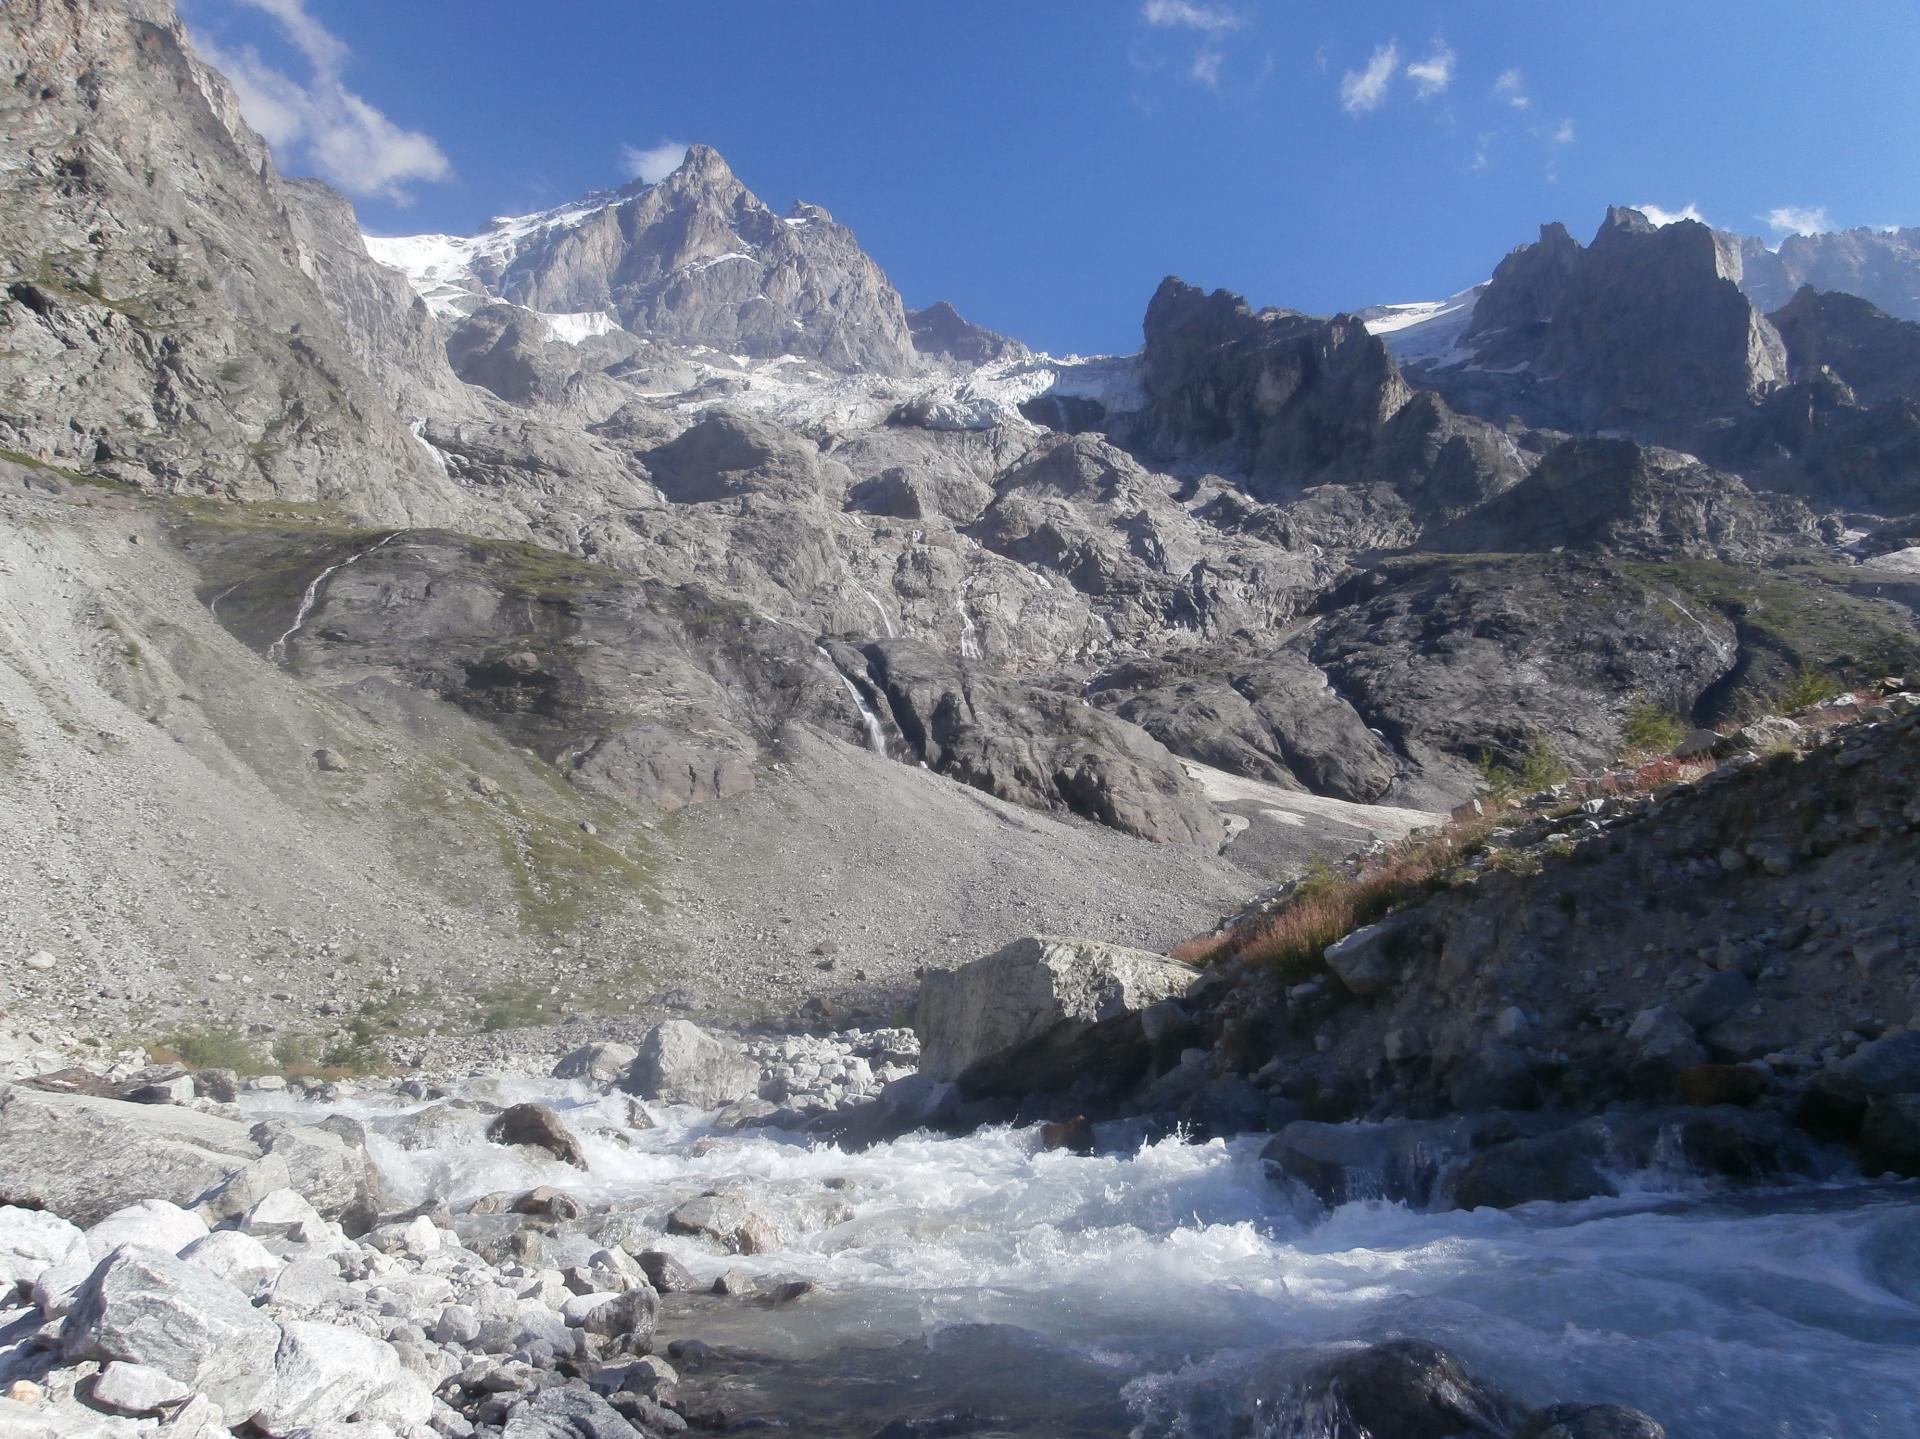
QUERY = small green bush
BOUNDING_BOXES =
[1776,662,1845,713]
[1618,702,1687,759]
[159,1029,263,1074]
[270,1033,317,1071]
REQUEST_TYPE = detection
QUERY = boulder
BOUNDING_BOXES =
[178,1230,281,1292]
[1858,1094,1920,1178]
[88,1361,190,1416]
[665,1195,776,1255]
[62,1246,280,1418]
[635,1251,699,1295]
[552,1043,641,1086]
[486,1104,588,1168]
[0,1206,84,1290]
[1521,1404,1667,1438]
[1293,1339,1524,1439]
[502,1383,647,1439]
[627,1023,759,1109]
[251,1117,385,1233]
[0,1083,257,1226]
[1447,1126,1618,1210]
[1263,1115,1535,1208]
[83,1200,209,1260]
[580,1287,659,1348]
[1323,916,1419,998]
[913,936,1198,1093]
[251,1320,433,1437]
[1829,1029,1920,1096]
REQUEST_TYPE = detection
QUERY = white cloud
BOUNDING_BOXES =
[1764,204,1833,237]
[1405,40,1454,100]
[1637,202,1711,228]
[1188,48,1225,90]
[1340,41,1400,115]
[189,0,449,203]
[1493,68,1531,109]
[1471,132,1493,171]
[1141,0,1243,31]
[1551,118,1575,145]
[619,141,690,185]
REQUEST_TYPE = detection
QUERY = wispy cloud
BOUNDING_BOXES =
[619,141,689,185]
[1405,40,1454,100]
[1189,48,1225,90]
[1764,204,1833,237]
[1340,41,1400,115]
[1492,68,1531,110]
[1471,132,1494,171]
[1550,118,1575,145]
[1141,0,1244,32]
[188,0,450,204]
[1637,202,1711,228]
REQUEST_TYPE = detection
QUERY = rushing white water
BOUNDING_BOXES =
[266,533,402,664]
[814,644,889,755]
[263,1078,1920,1437]
[957,580,981,659]
[407,418,451,475]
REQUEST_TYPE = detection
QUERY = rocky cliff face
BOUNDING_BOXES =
[1454,208,1788,430]
[0,0,466,519]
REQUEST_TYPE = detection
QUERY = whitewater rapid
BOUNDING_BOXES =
[260,1078,1920,1437]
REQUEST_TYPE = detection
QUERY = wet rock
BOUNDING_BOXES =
[511,1187,587,1220]
[635,1250,699,1295]
[63,1246,280,1417]
[666,1195,776,1255]
[914,935,1198,1094]
[1300,1339,1524,1439]
[1264,1115,1538,1208]
[1521,1403,1667,1438]
[486,1104,588,1169]
[579,1286,659,1350]
[1447,1125,1617,1210]
[627,1022,759,1108]
[1858,1094,1920,1177]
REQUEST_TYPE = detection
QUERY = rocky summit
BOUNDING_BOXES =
[1,1,1918,1435]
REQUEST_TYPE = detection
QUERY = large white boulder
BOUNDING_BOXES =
[0,1205,84,1290]
[250,1321,433,1437]
[914,935,1199,1092]
[627,1022,759,1108]
[83,1200,209,1261]
[62,1246,280,1418]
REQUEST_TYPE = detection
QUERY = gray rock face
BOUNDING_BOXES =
[62,1246,280,1418]
[628,1022,759,1108]
[503,1384,647,1439]
[856,638,1219,846]
[1450,207,1788,431]
[1738,225,1920,321]
[1768,286,1920,407]
[486,1104,588,1168]
[431,145,921,377]
[1428,437,1814,562]
[553,1043,642,1085]
[914,935,1198,1092]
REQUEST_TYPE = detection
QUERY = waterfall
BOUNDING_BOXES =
[267,533,402,665]
[957,582,980,659]
[850,577,897,638]
[408,418,451,475]
[815,644,889,755]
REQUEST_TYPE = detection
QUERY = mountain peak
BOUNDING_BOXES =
[675,142,734,185]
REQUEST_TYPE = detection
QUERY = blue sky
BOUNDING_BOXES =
[180,0,1920,356]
